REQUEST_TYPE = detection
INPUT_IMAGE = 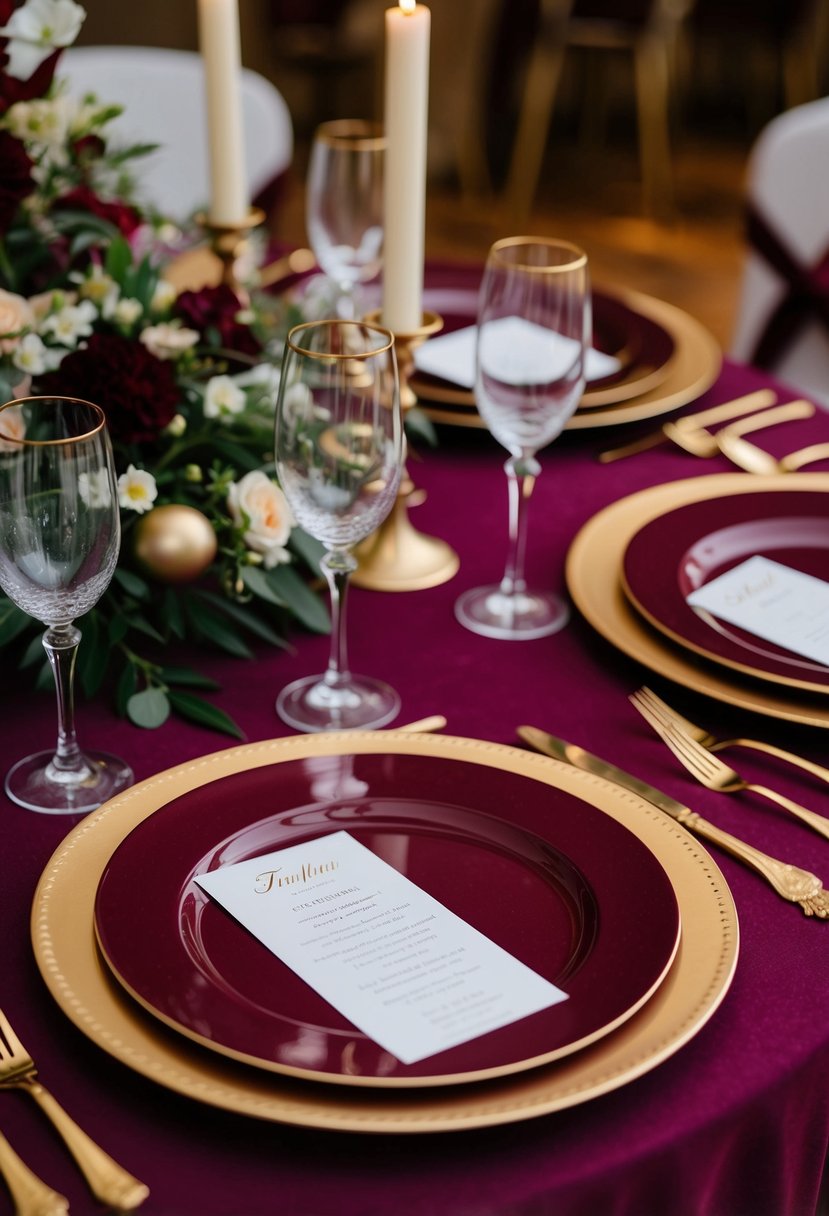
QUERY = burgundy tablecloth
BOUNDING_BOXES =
[2,354,829,1216]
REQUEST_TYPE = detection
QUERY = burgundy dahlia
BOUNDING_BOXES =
[175,284,261,357]
[0,129,33,234]
[55,186,143,237]
[38,333,180,446]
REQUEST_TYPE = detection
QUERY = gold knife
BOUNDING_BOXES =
[597,388,777,463]
[517,726,829,917]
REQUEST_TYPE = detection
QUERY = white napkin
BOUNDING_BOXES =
[413,317,621,388]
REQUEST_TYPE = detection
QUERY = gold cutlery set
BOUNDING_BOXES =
[520,686,829,920]
[599,389,827,472]
[0,1007,148,1214]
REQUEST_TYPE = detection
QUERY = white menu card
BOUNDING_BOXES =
[686,555,829,666]
[195,830,567,1065]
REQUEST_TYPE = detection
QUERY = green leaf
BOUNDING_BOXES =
[184,597,253,658]
[123,613,166,644]
[168,690,244,739]
[287,527,326,576]
[116,662,138,717]
[113,567,151,600]
[193,589,287,648]
[159,665,221,691]
[240,565,287,607]
[0,599,33,646]
[19,632,45,668]
[405,407,439,448]
[105,233,133,282]
[127,687,171,729]
[108,614,129,645]
[163,589,186,640]
[35,662,53,692]
[77,612,110,697]
[209,437,264,471]
[265,565,330,634]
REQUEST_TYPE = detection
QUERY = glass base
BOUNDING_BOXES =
[455,585,570,640]
[5,749,134,815]
[276,673,401,733]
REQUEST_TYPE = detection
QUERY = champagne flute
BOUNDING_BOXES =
[455,237,590,640]
[274,320,403,731]
[306,119,385,318]
[0,396,133,813]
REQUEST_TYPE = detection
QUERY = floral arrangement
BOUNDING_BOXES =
[0,0,329,737]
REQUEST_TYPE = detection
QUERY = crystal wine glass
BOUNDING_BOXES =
[455,237,591,640]
[0,396,133,813]
[306,119,385,318]
[274,320,403,731]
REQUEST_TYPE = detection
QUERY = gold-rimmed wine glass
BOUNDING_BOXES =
[274,320,403,731]
[455,237,591,640]
[306,119,385,318]
[0,396,133,813]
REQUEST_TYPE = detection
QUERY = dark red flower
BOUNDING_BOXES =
[38,333,181,446]
[0,43,61,114]
[54,186,143,236]
[0,128,33,234]
[175,284,261,357]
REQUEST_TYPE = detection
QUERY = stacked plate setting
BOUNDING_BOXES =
[413,268,721,432]
[32,732,738,1132]
[567,474,829,728]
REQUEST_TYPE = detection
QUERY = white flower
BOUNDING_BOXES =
[164,413,187,438]
[0,290,34,354]
[78,468,112,509]
[0,404,26,452]
[117,465,158,514]
[150,279,177,314]
[0,0,85,80]
[5,96,73,147]
[12,331,51,374]
[40,299,96,347]
[203,374,246,420]
[227,470,293,569]
[103,295,142,328]
[139,322,199,361]
[75,265,117,306]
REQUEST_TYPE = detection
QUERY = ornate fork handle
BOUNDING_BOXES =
[678,807,829,918]
[745,783,829,843]
[0,1130,68,1216]
[13,1076,149,1210]
[712,738,829,787]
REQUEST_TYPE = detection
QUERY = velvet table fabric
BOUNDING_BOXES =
[2,351,828,1216]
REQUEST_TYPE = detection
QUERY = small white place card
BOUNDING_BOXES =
[686,555,829,666]
[195,830,567,1065]
[413,318,621,388]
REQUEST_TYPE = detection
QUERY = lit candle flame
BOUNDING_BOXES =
[400,0,415,13]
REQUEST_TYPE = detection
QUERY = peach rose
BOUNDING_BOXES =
[227,470,294,569]
[0,289,34,354]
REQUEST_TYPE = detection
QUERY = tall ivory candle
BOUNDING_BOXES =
[382,1,430,333]
[198,0,248,225]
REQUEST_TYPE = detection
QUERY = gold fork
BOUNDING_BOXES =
[630,692,829,843]
[634,686,829,787]
[0,1009,148,1211]
[0,1130,68,1216]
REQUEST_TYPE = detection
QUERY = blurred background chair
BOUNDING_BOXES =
[731,96,829,408]
[60,46,294,223]
[504,0,695,222]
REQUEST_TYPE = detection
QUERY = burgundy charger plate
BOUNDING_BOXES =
[414,266,676,410]
[94,752,680,1088]
[622,487,829,694]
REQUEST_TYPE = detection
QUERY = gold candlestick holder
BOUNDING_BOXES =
[195,206,265,302]
[353,309,460,592]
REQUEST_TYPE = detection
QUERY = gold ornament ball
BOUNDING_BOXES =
[133,505,218,584]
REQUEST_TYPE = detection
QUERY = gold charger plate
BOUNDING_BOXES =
[32,732,738,1134]
[420,288,721,432]
[567,473,829,728]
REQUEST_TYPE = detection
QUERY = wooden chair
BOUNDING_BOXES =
[504,0,694,221]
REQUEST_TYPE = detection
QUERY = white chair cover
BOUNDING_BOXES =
[60,46,293,222]
[731,97,829,407]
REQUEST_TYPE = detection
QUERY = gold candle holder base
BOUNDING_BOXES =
[195,206,265,301]
[353,310,460,592]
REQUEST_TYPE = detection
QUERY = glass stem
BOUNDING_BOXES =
[500,454,541,598]
[42,624,91,781]
[322,550,357,688]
